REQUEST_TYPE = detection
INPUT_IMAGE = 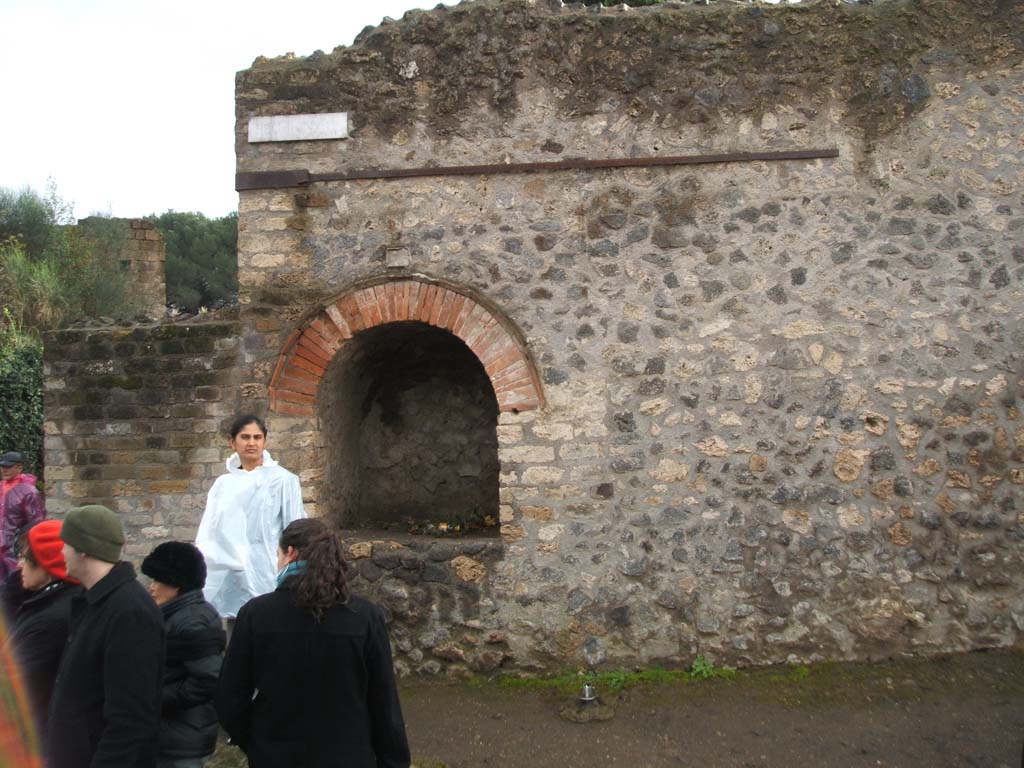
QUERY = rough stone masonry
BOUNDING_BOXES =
[45,0,1023,676]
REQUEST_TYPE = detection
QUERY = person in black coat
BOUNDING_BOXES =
[216,518,410,768]
[141,541,226,768]
[5,520,83,737]
[1,567,28,626]
[46,505,165,768]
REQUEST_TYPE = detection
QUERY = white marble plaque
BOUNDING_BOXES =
[248,113,348,143]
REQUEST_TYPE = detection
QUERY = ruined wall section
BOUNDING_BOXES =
[43,319,242,558]
[236,0,1019,160]
[233,0,1024,671]
[78,217,167,320]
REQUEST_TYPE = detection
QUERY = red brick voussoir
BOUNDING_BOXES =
[268,278,544,415]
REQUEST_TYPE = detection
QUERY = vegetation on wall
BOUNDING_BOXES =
[0,316,43,476]
[147,211,238,312]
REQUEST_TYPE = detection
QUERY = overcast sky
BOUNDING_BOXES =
[0,0,451,220]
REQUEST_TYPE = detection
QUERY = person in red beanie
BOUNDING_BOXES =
[3,520,82,737]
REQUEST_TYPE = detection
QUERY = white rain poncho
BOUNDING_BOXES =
[195,450,306,618]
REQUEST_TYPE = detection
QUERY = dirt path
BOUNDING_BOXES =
[401,650,1023,768]
[211,649,1024,767]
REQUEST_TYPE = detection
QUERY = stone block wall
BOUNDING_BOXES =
[41,0,1024,675]
[78,217,167,319]
[43,319,242,558]
[345,536,510,677]
[228,0,1024,673]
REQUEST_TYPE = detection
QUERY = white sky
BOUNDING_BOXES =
[0,0,452,220]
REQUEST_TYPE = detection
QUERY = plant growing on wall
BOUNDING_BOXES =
[0,313,43,476]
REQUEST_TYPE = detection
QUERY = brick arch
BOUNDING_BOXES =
[268,279,544,417]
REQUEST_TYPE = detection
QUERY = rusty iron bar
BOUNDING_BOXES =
[235,148,839,191]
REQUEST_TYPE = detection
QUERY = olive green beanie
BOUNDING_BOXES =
[60,505,125,563]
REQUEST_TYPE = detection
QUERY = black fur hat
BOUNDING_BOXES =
[141,541,207,592]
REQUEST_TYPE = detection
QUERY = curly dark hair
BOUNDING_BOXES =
[279,518,350,621]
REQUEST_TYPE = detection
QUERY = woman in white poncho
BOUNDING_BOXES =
[196,414,306,619]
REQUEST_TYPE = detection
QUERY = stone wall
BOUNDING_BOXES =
[43,0,1024,675]
[78,217,167,319]
[43,318,242,558]
[230,0,1023,673]
[345,536,509,677]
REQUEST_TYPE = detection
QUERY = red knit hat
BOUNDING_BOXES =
[27,520,79,584]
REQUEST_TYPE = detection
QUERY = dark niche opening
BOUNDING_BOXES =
[320,321,499,534]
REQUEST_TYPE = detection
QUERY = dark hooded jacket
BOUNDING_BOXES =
[158,589,226,758]
[216,585,410,768]
[45,562,165,768]
[6,579,83,735]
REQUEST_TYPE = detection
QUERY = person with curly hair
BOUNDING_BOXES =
[215,518,409,768]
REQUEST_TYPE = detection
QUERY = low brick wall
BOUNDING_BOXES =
[42,318,242,558]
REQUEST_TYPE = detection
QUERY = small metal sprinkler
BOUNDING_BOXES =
[561,681,613,722]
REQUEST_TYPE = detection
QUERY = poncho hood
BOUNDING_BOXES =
[225,450,279,474]
[2,473,37,488]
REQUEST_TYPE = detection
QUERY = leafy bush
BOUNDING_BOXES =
[0,227,129,333]
[0,317,43,476]
[0,185,130,335]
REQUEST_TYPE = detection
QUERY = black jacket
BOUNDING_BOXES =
[158,589,225,759]
[45,562,165,768]
[6,579,83,735]
[0,568,27,625]
[216,586,410,768]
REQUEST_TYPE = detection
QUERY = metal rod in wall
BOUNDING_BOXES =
[235,148,840,192]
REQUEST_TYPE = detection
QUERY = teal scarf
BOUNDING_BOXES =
[276,559,307,587]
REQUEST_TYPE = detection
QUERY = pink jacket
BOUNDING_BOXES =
[1,473,46,579]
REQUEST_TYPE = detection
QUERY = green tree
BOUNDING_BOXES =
[0,180,73,259]
[148,211,238,312]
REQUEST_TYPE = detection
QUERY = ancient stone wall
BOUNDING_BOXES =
[43,0,1023,675]
[78,217,167,319]
[42,319,242,558]
[230,0,1024,672]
